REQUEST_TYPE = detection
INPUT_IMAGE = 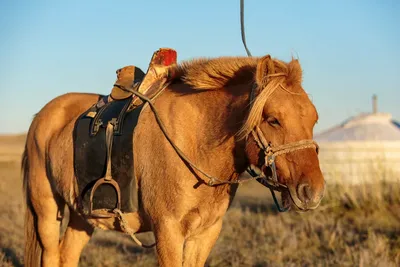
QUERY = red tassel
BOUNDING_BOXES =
[151,48,177,66]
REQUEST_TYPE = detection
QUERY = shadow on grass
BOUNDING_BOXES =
[232,195,282,214]
[92,235,153,255]
[1,248,22,267]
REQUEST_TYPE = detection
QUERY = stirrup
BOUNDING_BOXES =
[88,177,121,218]
[88,122,122,218]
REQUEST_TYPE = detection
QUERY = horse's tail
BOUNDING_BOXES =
[22,144,42,267]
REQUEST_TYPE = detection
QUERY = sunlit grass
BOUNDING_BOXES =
[0,137,399,266]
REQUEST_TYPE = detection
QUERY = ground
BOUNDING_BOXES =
[0,134,399,267]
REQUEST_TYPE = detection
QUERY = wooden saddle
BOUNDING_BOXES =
[73,48,177,218]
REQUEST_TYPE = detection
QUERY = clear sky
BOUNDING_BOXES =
[0,0,399,134]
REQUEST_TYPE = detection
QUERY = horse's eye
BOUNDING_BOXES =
[267,117,280,126]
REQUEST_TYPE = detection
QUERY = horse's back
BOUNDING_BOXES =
[25,92,102,201]
[27,92,100,149]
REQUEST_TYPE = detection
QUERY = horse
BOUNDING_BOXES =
[22,54,325,267]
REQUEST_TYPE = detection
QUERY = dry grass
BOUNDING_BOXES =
[0,135,399,266]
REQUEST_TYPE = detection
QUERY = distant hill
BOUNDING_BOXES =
[0,134,26,144]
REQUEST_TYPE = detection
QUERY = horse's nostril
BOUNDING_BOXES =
[297,183,312,203]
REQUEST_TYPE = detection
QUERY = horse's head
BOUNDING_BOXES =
[241,55,325,211]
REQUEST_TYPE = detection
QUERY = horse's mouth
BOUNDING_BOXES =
[280,190,292,211]
[269,168,321,211]
[257,166,322,211]
[285,184,321,211]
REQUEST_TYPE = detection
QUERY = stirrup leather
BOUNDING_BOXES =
[88,122,122,218]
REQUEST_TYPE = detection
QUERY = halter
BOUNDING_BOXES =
[244,78,319,211]
[250,126,318,186]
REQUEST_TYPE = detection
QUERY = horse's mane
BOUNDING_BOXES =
[171,56,302,91]
[170,56,305,138]
[172,57,258,90]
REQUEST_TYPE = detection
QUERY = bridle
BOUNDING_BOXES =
[244,79,319,211]
[247,125,319,211]
[237,0,318,211]
[121,75,319,212]
[249,125,318,185]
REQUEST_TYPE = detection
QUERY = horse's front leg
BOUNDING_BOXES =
[153,218,185,266]
[182,219,223,267]
[59,209,94,267]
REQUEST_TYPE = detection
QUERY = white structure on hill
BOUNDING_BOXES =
[315,96,400,184]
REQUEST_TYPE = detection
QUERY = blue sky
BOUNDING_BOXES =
[0,0,399,134]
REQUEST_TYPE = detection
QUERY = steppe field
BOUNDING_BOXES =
[0,134,399,267]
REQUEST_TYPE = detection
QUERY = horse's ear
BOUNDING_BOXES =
[286,59,303,86]
[256,55,276,85]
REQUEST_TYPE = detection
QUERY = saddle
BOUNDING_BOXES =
[73,48,177,218]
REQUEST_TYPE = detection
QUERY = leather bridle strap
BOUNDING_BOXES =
[122,86,261,186]
[240,0,252,57]
[123,85,318,212]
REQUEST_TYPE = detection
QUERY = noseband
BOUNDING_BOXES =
[246,125,319,211]
[249,125,318,189]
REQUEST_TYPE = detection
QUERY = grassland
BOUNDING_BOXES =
[0,134,399,266]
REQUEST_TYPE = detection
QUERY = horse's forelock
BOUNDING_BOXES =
[237,58,304,139]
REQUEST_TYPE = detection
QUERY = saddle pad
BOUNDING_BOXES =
[73,97,143,215]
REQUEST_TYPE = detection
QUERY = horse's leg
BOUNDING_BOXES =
[153,219,185,267]
[29,166,64,267]
[182,219,223,267]
[59,209,94,267]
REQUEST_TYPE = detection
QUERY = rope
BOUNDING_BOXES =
[123,85,317,187]
[253,127,318,157]
[240,0,252,57]
[113,209,156,249]
[123,87,260,186]
[271,140,318,157]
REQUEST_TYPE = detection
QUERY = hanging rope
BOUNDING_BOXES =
[113,209,156,248]
[240,0,252,56]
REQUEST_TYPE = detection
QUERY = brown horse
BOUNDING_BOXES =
[22,54,325,267]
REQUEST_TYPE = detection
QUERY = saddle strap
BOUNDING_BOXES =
[104,123,114,181]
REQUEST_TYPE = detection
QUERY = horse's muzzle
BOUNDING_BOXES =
[287,182,324,211]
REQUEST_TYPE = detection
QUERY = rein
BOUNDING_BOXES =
[240,0,252,57]
[124,87,259,186]
[122,81,318,212]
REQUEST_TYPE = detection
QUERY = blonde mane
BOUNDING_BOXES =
[173,57,258,90]
[171,56,305,138]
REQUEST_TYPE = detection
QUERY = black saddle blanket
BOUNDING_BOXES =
[73,96,143,215]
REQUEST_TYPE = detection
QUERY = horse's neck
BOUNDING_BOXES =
[175,83,251,177]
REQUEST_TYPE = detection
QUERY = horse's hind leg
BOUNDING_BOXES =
[59,209,94,267]
[28,167,64,267]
